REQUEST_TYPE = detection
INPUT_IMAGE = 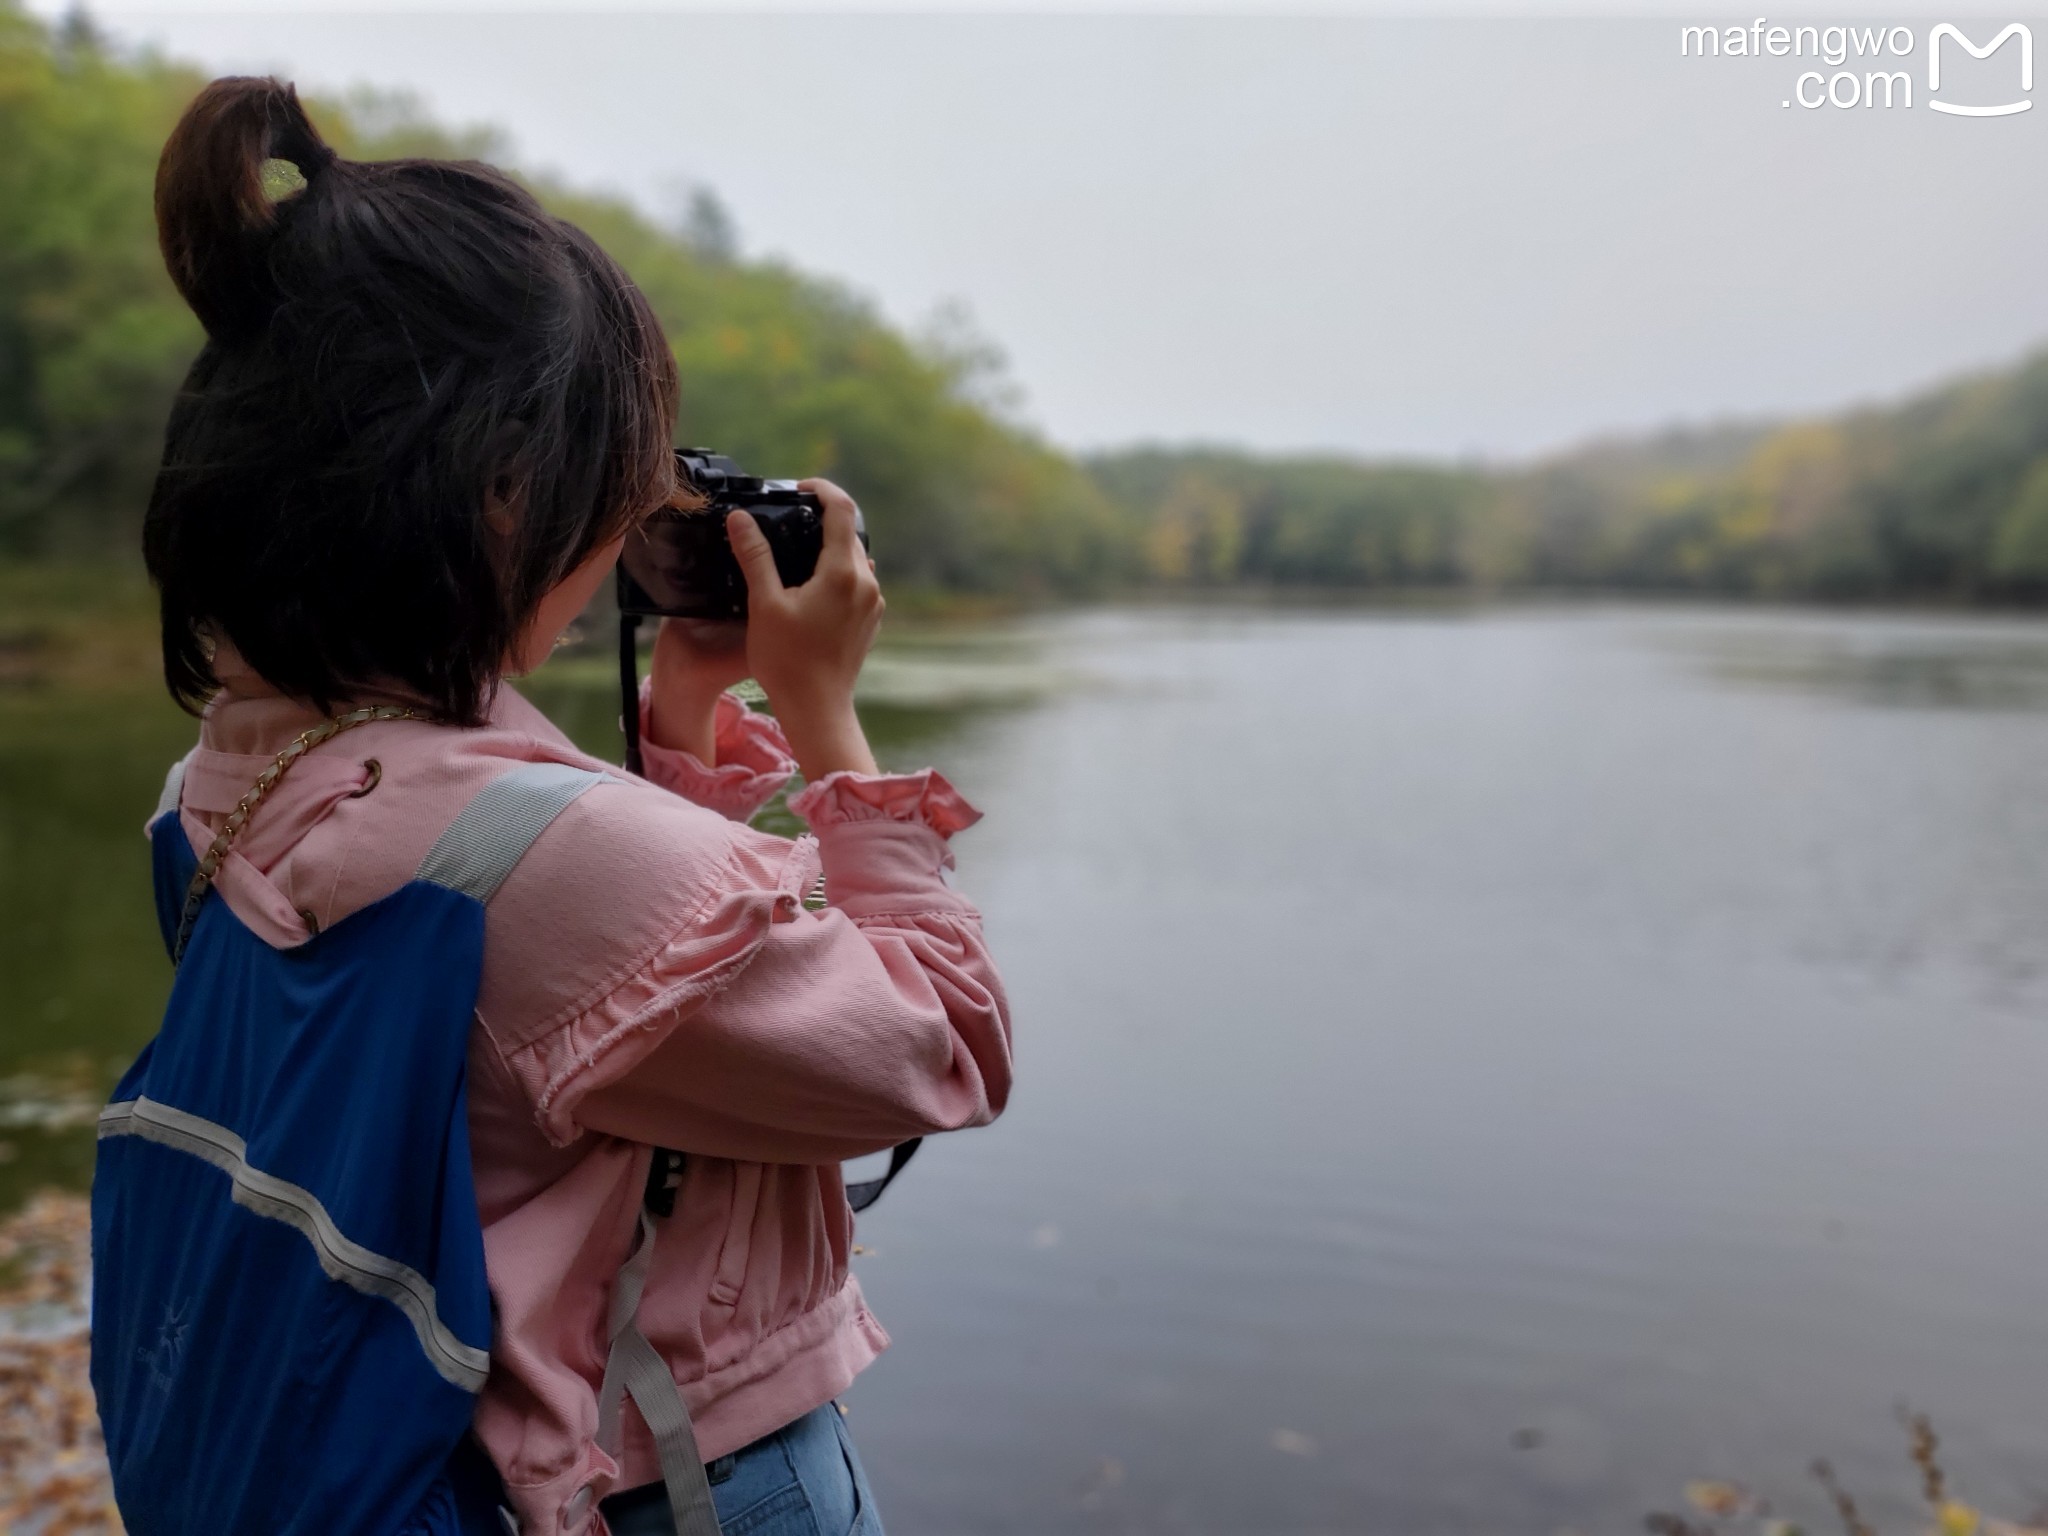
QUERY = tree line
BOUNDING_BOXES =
[0,3,1123,598]
[8,0,2048,607]
[1098,352,2048,602]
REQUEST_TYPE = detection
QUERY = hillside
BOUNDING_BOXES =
[0,1,1126,599]
[1091,351,2048,602]
[7,0,2048,608]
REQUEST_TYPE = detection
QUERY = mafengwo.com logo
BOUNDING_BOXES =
[1681,20,2032,113]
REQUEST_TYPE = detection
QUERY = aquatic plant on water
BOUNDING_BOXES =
[1648,1408,2048,1536]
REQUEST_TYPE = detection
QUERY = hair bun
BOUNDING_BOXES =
[156,76,338,338]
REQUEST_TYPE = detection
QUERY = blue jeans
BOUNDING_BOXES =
[599,1404,884,1536]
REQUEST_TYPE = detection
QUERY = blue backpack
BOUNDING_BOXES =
[91,757,721,1536]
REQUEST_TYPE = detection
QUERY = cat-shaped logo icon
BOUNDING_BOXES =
[1928,23,2032,116]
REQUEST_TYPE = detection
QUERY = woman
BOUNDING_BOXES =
[90,76,1011,1536]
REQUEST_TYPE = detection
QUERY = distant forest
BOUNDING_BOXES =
[1096,360,2048,601]
[9,0,2048,606]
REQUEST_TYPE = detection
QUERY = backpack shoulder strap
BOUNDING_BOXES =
[151,751,192,828]
[422,761,723,1532]
[597,1211,722,1536]
[415,761,612,902]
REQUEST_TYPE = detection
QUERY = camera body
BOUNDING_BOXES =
[617,448,866,620]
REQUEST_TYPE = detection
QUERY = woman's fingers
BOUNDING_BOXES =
[799,479,866,571]
[725,509,785,601]
[734,478,882,778]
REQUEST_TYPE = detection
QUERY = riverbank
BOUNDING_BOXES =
[0,1193,115,1533]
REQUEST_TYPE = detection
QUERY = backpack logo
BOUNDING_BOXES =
[142,1298,190,1392]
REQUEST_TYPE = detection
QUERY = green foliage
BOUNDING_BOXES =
[1989,458,2048,585]
[1095,351,2048,603]
[1090,448,1491,590]
[8,0,2048,606]
[0,5,204,555]
[556,183,1125,595]
[0,3,1121,594]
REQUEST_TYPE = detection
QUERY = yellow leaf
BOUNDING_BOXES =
[1938,1502,1983,1536]
[1685,1481,1747,1517]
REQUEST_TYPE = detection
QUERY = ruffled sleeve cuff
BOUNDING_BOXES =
[789,769,983,920]
[788,768,984,838]
[634,681,797,822]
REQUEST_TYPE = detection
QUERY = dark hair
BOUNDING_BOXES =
[144,77,679,723]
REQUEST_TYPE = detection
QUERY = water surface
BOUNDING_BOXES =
[839,607,2048,1534]
[7,605,2048,1532]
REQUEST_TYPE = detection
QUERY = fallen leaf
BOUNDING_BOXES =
[1685,1480,1750,1518]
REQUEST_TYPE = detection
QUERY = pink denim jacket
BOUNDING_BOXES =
[162,649,1013,1535]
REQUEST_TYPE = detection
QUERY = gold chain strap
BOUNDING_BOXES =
[171,705,422,964]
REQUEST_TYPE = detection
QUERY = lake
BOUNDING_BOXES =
[7,604,2048,1533]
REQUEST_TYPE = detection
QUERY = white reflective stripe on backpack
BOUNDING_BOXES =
[98,1096,490,1391]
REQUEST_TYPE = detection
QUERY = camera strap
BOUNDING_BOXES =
[620,611,646,776]
[845,1139,922,1213]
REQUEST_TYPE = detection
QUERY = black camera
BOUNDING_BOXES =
[617,448,867,621]
[614,447,870,776]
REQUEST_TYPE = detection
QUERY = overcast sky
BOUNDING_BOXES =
[48,3,2048,460]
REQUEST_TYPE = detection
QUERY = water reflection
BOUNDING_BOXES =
[1653,608,2048,712]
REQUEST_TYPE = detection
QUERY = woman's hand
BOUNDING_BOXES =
[728,479,881,780]
[646,617,749,764]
